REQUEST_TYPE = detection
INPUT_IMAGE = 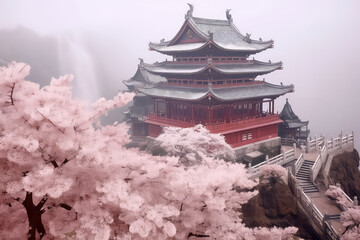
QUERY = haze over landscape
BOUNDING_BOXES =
[1,0,359,150]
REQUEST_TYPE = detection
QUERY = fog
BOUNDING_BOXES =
[1,0,359,150]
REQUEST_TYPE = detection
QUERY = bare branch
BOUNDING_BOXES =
[10,83,15,105]
[60,158,69,167]
[11,197,22,203]
[59,203,72,211]
[19,64,28,72]
[37,110,64,134]
[50,160,59,168]
[36,195,48,210]
[188,232,210,238]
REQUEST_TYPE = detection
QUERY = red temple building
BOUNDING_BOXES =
[124,5,294,158]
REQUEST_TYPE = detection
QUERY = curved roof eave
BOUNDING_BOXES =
[228,21,274,45]
[149,40,273,55]
[168,18,209,46]
[211,64,282,75]
[143,66,207,76]
[142,60,282,76]
[149,41,210,54]
[138,86,210,101]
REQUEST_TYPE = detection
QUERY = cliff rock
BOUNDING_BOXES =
[242,176,321,240]
[328,149,360,199]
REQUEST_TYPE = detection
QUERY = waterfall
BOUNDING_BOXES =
[56,32,99,103]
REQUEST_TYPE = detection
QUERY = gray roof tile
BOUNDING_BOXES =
[142,60,282,76]
[138,82,293,101]
[149,16,273,54]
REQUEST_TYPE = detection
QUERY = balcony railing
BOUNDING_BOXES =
[145,114,282,134]
[164,79,264,88]
[146,114,194,128]
[295,130,310,138]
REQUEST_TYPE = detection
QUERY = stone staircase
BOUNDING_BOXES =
[296,160,319,193]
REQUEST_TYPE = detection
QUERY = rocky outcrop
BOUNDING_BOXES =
[328,149,360,199]
[242,176,322,240]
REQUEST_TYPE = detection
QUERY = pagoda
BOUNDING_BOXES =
[124,5,294,156]
[279,99,309,146]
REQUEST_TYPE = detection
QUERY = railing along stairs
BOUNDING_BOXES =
[249,131,355,240]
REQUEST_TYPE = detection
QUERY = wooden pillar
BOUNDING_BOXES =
[191,104,194,122]
[272,99,275,114]
[208,106,212,123]
[228,104,231,122]
[153,99,156,114]
[252,102,255,116]
[268,101,271,114]
[166,102,170,117]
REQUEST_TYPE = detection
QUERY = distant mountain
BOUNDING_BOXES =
[0,26,61,86]
[0,26,128,125]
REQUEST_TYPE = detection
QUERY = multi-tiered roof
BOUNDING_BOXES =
[125,5,294,149]
[149,9,273,55]
[125,6,293,100]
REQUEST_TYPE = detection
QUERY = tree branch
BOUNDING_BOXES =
[36,195,48,210]
[188,232,210,238]
[11,197,22,203]
[59,203,72,211]
[20,64,28,72]
[50,160,59,168]
[60,158,69,167]
[9,82,15,105]
[37,110,64,134]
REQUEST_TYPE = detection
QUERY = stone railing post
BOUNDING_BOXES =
[315,135,318,149]
[301,145,306,157]
[336,182,341,188]
[293,143,297,155]
[306,137,310,153]
[310,168,314,183]
[339,131,343,148]
[248,163,252,173]
[354,196,358,206]
[265,155,269,164]
[282,150,286,163]
[323,211,330,224]
[330,136,334,150]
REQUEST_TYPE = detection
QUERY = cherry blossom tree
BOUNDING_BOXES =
[260,164,288,184]
[151,124,236,165]
[341,206,360,240]
[325,185,360,239]
[325,185,353,210]
[0,62,298,239]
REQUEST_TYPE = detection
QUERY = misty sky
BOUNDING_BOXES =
[1,0,359,150]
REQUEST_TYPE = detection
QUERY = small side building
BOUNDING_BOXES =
[278,99,309,146]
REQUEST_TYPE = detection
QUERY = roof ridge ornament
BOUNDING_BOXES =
[185,3,194,19]
[138,58,144,67]
[207,31,213,40]
[226,9,233,23]
[243,33,252,43]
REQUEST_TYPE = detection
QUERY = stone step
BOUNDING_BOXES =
[297,176,310,180]
[296,175,310,179]
[304,189,319,193]
[300,185,316,189]
[302,162,313,166]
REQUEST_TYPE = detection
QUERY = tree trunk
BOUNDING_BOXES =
[22,192,47,240]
